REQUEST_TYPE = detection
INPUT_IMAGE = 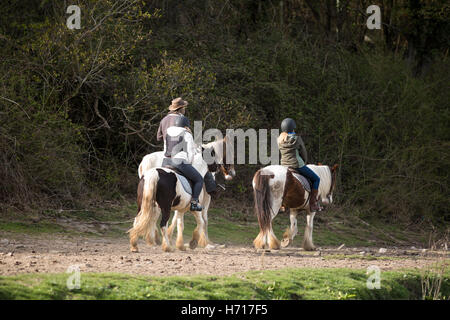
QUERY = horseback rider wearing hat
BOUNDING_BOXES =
[162,115,204,211]
[157,97,188,150]
[157,98,218,198]
[278,118,321,212]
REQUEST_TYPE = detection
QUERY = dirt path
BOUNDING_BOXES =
[1,233,447,277]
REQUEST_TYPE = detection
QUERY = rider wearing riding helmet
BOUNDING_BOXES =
[162,115,204,211]
[278,118,321,212]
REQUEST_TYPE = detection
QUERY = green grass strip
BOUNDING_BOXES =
[1,268,449,300]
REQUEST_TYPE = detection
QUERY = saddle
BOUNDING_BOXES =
[162,165,193,195]
[287,168,312,192]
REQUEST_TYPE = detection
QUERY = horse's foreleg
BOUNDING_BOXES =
[282,210,299,248]
[302,210,316,251]
[201,195,212,246]
[190,211,206,249]
[160,209,173,252]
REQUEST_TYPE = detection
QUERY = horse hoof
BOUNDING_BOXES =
[189,239,198,250]
[130,247,139,253]
[177,245,187,251]
[281,238,292,248]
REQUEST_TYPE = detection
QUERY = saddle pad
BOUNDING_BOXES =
[291,172,311,192]
[175,173,192,195]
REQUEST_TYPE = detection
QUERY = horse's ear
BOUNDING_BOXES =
[318,162,322,166]
[332,164,339,172]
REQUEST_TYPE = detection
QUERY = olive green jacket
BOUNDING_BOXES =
[278,134,308,168]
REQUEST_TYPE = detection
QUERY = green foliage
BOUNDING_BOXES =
[0,1,448,223]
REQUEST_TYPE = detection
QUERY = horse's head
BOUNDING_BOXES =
[316,163,338,206]
[202,136,236,181]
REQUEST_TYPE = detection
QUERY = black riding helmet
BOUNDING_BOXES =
[281,118,296,133]
[174,115,190,128]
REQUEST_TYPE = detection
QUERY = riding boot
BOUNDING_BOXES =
[309,189,320,212]
[190,199,203,211]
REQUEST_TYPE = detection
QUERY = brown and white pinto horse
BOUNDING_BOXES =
[252,164,338,251]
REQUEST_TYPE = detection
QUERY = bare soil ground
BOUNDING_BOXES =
[0,233,447,277]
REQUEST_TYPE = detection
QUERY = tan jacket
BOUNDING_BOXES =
[277,133,308,168]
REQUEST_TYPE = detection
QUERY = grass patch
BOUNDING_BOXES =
[0,204,434,248]
[1,268,449,300]
[0,221,66,234]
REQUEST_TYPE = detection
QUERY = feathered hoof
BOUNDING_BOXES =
[154,233,162,245]
[281,238,292,248]
[253,235,266,250]
[303,243,316,251]
[176,243,186,251]
[268,234,281,250]
[162,243,174,252]
[198,237,208,248]
[189,239,198,250]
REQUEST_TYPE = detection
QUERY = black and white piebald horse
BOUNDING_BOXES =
[129,137,235,252]
[252,164,338,251]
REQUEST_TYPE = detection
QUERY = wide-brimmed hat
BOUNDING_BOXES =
[168,97,188,111]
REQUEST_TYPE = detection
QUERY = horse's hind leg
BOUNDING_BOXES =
[268,222,281,250]
[302,210,316,251]
[167,210,178,240]
[175,212,186,251]
[145,208,161,246]
[255,221,281,250]
[282,209,299,248]
[268,200,282,250]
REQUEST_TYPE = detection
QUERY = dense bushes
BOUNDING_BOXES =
[0,0,448,223]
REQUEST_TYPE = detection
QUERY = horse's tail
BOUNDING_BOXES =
[129,169,160,250]
[253,170,274,235]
